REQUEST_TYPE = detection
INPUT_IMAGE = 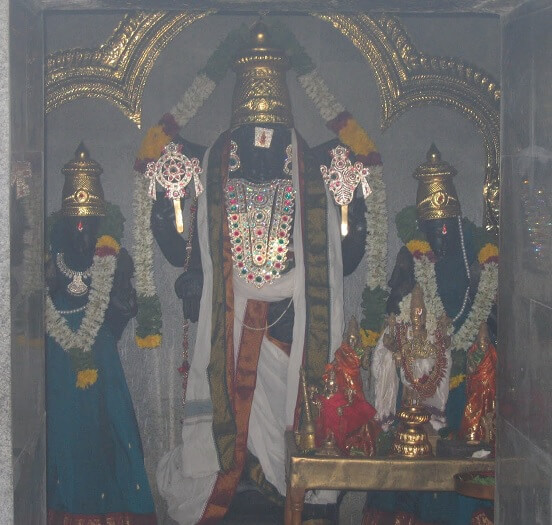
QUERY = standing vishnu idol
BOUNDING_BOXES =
[152,23,370,524]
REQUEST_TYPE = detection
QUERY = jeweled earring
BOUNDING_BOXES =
[283,144,293,176]
[229,140,241,172]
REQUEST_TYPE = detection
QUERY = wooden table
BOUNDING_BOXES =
[284,431,494,525]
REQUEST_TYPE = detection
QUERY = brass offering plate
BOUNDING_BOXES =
[454,470,495,501]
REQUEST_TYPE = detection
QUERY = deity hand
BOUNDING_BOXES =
[267,298,295,344]
[341,191,367,276]
[106,248,138,339]
[151,192,187,267]
[175,268,203,323]
[386,246,415,315]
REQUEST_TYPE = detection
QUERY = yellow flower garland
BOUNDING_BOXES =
[76,368,99,389]
[136,125,171,161]
[135,334,162,349]
[406,239,431,255]
[361,328,381,349]
[96,234,121,254]
[338,118,377,156]
[478,243,499,265]
[449,373,466,390]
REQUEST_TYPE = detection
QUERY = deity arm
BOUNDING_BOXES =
[313,139,367,276]
[150,136,206,267]
[105,247,138,340]
[386,246,415,314]
[151,194,187,267]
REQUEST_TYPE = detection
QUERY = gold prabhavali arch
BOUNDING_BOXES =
[45,10,500,233]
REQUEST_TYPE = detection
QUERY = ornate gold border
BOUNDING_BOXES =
[46,11,213,127]
[45,11,500,232]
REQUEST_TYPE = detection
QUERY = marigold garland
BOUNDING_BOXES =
[361,328,380,349]
[136,334,163,349]
[449,373,466,390]
[76,369,99,389]
[406,239,431,256]
[478,242,499,265]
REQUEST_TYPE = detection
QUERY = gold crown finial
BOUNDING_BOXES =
[427,143,440,162]
[251,20,268,46]
[230,21,293,129]
[414,144,461,221]
[61,142,106,217]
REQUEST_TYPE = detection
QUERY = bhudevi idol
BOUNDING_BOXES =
[45,144,156,524]
[151,23,370,524]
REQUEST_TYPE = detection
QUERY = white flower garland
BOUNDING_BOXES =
[297,69,345,122]
[298,68,388,290]
[398,255,498,352]
[133,177,156,298]
[170,73,217,128]
[363,165,387,289]
[46,251,117,352]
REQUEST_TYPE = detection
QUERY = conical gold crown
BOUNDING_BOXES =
[61,142,106,217]
[414,144,461,220]
[230,21,293,129]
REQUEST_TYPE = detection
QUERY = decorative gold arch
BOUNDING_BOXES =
[45,11,214,126]
[45,11,500,232]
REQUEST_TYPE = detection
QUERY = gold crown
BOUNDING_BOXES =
[230,21,293,129]
[414,144,461,221]
[61,142,106,217]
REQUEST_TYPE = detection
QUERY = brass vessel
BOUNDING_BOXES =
[392,402,433,458]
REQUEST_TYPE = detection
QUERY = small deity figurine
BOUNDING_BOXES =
[460,322,497,445]
[45,144,156,524]
[315,319,378,453]
[381,284,452,429]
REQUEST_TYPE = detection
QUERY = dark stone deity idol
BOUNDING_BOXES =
[365,145,496,525]
[45,144,157,524]
[153,23,368,525]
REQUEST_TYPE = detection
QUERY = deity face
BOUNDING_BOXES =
[419,217,461,258]
[229,124,291,183]
[64,216,100,261]
[411,304,426,332]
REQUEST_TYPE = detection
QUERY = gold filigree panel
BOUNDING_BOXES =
[45,11,500,232]
[46,11,213,127]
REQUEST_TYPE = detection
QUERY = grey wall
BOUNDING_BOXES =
[9,1,46,524]
[44,12,499,523]
[497,2,552,523]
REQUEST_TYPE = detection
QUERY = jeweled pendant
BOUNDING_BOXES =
[67,274,89,296]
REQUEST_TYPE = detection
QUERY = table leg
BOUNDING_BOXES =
[285,485,305,525]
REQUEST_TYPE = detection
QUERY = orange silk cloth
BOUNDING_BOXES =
[460,342,497,442]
